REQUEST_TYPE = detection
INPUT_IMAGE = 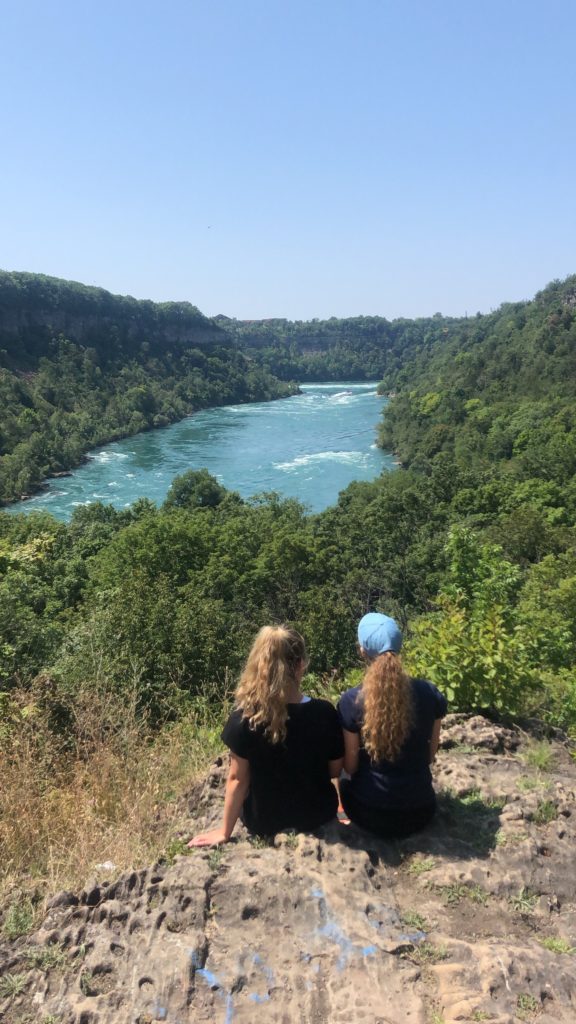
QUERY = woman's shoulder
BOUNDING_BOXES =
[304,696,340,718]
[410,677,448,717]
[336,685,363,730]
[338,685,362,706]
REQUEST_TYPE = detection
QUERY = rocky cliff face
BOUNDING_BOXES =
[0,272,224,366]
[1,716,575,1024]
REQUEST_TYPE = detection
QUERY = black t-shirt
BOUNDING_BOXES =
[337,678,447,810]
[221,698,344,836]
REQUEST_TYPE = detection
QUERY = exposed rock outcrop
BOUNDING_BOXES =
[2,716,575,1023]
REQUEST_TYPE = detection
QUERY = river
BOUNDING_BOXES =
[13,382,395,520]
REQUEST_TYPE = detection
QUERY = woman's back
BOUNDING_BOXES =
[338,677,447,809]
[223,697,343,835]
[189,625,344,847]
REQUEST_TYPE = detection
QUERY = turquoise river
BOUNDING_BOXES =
[14,382,395,520]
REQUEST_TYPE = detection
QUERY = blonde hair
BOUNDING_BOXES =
[360,652,413,762]
[235,626,307,744]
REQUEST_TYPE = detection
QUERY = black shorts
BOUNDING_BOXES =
[340,779,436,839]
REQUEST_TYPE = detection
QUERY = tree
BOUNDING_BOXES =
[164,469,228,510]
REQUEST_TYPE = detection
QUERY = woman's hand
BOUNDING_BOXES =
[187,828,229,848]
[187,754,250,850]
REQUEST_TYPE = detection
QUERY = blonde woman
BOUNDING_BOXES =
[337,613,447,838]
[189,626,344,847]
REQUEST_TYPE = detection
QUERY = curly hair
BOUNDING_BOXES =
[235,625,307,744]
[360,652,413,762]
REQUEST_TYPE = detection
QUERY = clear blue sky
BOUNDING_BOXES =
[2,0,575,320]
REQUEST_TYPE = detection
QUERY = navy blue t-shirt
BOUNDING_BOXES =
[337,678,447,810]
[222,698,344,836]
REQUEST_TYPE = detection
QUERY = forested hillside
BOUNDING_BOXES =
[218,311,459,382]
[0,272,297,504]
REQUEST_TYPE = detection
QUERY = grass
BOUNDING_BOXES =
[402,910,428,931]
[538,937,575,954]
[248,835,274,849]
[79,970,95,997]
[516,992,540,1020]
[517,776,546,792]
[437,789,504,853]
[208,847,225,872]
[0,972,28,998]
[436,883,489,906]
[403,942,450,966]
[531,799,557,825]
[162,838,192,865]
[0,685,225,900]
[430,1011,446,1024]
[495,829,525,847]
[509,887,539,913]
[24,943,67,971]
[2,895,36,938]
[523,741,554,773]
[408,856,436,876]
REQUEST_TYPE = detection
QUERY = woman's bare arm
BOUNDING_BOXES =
[188,754,251,848]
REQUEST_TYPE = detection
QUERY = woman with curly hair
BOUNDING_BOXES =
[337,613,447,838]
[189,625,344,847]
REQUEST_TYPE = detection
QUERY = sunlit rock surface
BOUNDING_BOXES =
[2,716,575,1023]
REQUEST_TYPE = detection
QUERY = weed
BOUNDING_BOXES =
[408,856,436,876]
[437,790,503,853]
[0,972,28,998]
[404,942,450,965]
[437,883,467,905]
[451,743,476,755]
[538,936,575,954]
[523,741,554,773]
[402,910,428,931]
[2,895,35,938]
[208,847,225,872]
[532,800,557,825]
[437,883,489,906]
[79,970,95,997]
[430,1011,446,1024]
[162,838,192,865]
[24,943,67,972]
[470,1012,494,1021]
[468,884,489,905]
[509,887,538,913]
[283,830,299,849]
[517,776,544,792]
[248,835,274,850]
[516,992,540,1020]
[495,829,525,847]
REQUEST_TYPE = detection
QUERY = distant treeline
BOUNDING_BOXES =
[217,312,461,383]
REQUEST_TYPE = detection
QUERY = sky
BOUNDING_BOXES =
[1,0,575,321]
